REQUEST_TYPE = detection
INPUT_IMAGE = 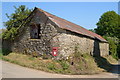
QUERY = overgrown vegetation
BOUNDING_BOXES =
[2,27,18,40]
[0,52,103,74]
[2,5,32,40]
[1,53,72,74]
[103,36,119,60]
[67,46,105,74]
[1,45,117,75]
[2,49,12,55]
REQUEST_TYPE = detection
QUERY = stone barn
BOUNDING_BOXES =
[3,7,109,59]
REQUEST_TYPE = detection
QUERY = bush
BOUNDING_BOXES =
[103,36,119,60]
[74,46,82,58]
[2,27,18,40]
[2,49,11,55]
[109,39,117,59]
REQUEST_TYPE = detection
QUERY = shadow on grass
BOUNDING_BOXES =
[94,56,120,74]
[1,48,11,56]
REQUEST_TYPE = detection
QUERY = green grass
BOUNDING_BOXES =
[1,51,117,75]
[105,56,118,64]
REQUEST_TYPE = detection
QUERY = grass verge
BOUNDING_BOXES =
[1,52,117,75]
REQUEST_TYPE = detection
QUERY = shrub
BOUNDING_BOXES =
[2,27,18,40]
[74,45,82,58]
[103,36,119,60]
[2,49,11,55]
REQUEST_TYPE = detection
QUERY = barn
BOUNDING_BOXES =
[3,7,109,59]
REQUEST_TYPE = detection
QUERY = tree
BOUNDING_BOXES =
[95,11,120,59]
[4,5,32,30]
[95,11,120,38]
[3,5,32,40]
[89,29,95,33]
[103,36,119,60]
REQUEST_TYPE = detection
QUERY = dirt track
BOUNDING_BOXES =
[0,60,119,78]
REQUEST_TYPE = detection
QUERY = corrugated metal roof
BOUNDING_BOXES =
[37,8,107,42]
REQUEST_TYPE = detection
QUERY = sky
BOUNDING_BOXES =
[1,2,118,29]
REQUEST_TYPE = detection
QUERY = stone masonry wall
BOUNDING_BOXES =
[52,32,109,58]
[9,9,59,56]
[99,42,109,56]
[52,32,94,58]
[2,9,109,58]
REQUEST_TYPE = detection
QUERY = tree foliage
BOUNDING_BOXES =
[89,29,95,33]
[95,11,120,38]
[95,11,120,59]
[3,5,32,40]
[103,36,119,60]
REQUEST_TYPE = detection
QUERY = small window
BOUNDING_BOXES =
[30,23,40,39]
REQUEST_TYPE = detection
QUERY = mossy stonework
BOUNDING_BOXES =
[2,7,109,59]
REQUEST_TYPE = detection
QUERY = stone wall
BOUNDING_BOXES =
[99,42,109,56]
[3,8,57,55]
[52,30,109,58]
[52,32,93,58]
[2,9,109,58]
[9,9,59,56]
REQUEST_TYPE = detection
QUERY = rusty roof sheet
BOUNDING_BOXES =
[37,8,107,42]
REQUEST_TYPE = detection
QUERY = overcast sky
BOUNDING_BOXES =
[1,2,118,29]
